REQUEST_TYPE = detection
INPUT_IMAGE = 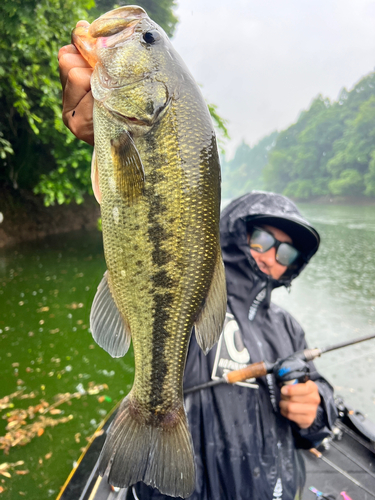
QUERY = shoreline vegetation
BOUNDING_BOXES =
[2,1,375,249]
[0,188,100,249]
[221,72,375,201]
[1,189,375,249]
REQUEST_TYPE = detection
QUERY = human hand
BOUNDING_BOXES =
[279,380,321,429]
[58,21,94,146]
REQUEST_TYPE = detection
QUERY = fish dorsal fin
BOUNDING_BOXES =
[90,271,131,357]
[111,131,145,205]
[91,148,102,204]
[194,252,227,354]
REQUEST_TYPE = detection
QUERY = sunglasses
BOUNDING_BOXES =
[249,227,301,267]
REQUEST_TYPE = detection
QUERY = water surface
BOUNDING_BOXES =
[0,203,374,498]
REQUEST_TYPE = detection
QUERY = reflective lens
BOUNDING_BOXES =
[249,228,276,253]
[249,227,300,267]
[275,243,300,267]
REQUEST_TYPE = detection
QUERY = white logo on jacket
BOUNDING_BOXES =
[211,314,258,389]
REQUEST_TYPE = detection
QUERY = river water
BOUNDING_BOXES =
[0,203,374,499]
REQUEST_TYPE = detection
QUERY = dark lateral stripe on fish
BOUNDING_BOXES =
[149,292,173,409]
[145,165,176,409]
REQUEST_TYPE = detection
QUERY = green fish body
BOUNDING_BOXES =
[72,6,226,497]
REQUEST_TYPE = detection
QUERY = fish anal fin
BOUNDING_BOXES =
[98,395,195,498]
[90,271,131,357]
[194,252,227,354]
[111,131,145,205]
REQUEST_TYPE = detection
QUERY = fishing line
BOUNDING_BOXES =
[329,441,375,479]
[335,420,375,454]
[313,346,375,370]
[309,448,375,498]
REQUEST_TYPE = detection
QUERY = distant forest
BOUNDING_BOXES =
[221,72,375,200]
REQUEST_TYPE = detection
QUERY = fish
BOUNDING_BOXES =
[72,5,226,497]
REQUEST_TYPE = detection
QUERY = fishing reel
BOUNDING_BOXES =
[273,352,310,385]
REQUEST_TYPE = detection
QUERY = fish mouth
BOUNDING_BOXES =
[72,6,148,67]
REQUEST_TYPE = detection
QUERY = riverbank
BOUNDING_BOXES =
[0,188,100,248]
[297,195,375,205]
[2,190,375,249]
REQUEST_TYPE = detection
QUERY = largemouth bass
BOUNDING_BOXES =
[72,6,226,497]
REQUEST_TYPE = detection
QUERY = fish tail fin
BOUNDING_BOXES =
[98,395,195,498]
[194,251,227,354]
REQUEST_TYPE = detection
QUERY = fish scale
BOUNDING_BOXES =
[73,5,226,497]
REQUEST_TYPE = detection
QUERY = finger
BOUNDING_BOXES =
[58,44,79,61]
[59,52,92,89]
[62,67,93,113]
[76,20,90,27]
[281,393,321,405]
[57,22,89,60]
[279,401,317,428]
[281,381,318,397]
[280,407,315,428]
[64,91,94,146]
[280,401,317,416]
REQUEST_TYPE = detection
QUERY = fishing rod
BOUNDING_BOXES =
[329,440,375,480]
[309,447,375,498]
[184,333,375,395]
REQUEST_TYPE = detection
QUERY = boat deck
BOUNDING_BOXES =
[57,407,375,500]
[303,420,375,499]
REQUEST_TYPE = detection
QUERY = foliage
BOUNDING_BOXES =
[1,0,229,206]
[0,0,95,205]
[221,132,278,199]
[261,73,375,199]
[207,103,230,155]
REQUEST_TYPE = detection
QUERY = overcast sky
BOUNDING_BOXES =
[171,0,375,158]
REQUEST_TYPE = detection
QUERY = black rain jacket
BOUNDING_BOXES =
[133,192,337,500]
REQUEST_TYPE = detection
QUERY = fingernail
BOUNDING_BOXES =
[281,386,288,395]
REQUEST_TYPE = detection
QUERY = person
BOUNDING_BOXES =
[58,39,337,500]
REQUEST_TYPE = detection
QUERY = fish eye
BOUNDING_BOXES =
[142,30,161,44]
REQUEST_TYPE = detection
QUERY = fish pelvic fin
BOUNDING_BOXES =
[90,271,131,357]
[111,131,145,206]
[99,395,196,498]
[194,251,227,354]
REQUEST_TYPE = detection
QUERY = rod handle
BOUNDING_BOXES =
[225,361,268,384]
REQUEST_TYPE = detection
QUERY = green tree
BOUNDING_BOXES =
[328,169,364,196]
[263,72,375,199]
[221,131,278,199]
[1,0,228,206]
[0,0,95,205]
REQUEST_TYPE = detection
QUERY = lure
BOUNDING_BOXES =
[340,493,353,500]
[308,486,336,500]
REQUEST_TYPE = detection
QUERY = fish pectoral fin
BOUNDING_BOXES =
[194,252,227,354]
[90,271,131,357]
[91,148,102,204]
[111,131,145,205]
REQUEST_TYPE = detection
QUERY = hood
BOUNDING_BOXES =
[220,191,320,289]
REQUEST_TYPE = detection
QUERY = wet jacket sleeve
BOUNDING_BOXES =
[285,314,338,449]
